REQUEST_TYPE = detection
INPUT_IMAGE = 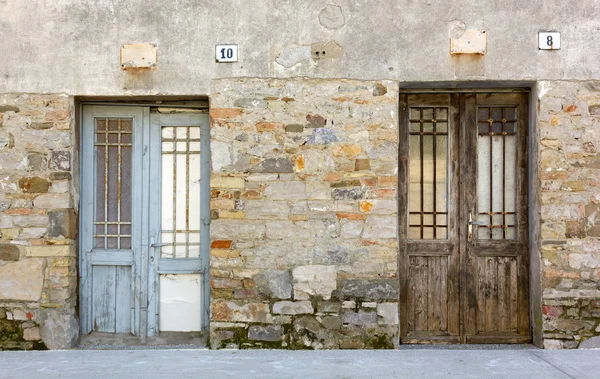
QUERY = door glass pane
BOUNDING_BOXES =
[160,126,201,258]
[94,118,133,249]
[408,107,449,240]
[477,107,518,240]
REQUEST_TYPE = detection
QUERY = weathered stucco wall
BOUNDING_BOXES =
[208,78,400,348]
[0,94,78,350]
[1,0,600,95]
[538,81,600,349]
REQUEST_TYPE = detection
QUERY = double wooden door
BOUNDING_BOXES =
[80,105,210,338]
[399,93,530,344]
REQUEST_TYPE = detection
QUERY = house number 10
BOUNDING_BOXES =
[215,45,238,62]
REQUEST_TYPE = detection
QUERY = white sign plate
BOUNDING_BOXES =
[539,32,561,50]
[215,45,238,62]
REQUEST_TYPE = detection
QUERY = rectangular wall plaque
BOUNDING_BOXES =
[215,45,238,63]
[539,32,561,50]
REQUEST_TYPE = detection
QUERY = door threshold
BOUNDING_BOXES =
[398,343,538,350]
[77,332,208,350]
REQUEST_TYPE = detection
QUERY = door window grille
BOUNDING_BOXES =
[160,126,201,258]
[408,107,449,240]
[94,118,133,249]
[477,107,518,240]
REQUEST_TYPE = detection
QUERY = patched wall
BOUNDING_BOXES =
[208,78,400,348]
[0,94,78,350]
[538,81,600,348]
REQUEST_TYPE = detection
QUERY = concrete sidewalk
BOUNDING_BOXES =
[1,348,599,379]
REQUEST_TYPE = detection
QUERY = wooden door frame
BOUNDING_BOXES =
[397,88,541,345]
[77,99,211,341]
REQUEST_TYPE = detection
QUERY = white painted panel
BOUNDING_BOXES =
[159,274,201,332]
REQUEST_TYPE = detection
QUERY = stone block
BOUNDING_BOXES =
[1,228,19,240]
[211,176,245,189]
[340,220,363,238]
[244,201,289,219]
[292,265,337,300]
[373,83,388,96]
[27,154,46,171]
[0,258,45,301]
[211,300,272,323]
[338,279,399,300]
[39,310,79,349]
[255,158,294,173]
[23,327,41,341]
[25,246,74,257]
[321,315,342,329]
[272,301,314,315]
[294,316,321,334]
[30,122,53,130]
[318,301,341,314]
[211,220,265,240]
[212,140,232,171]
[248,325,283,341]
[342,309,377,325]
[362,216,397,239]
[377,303,399,325]
[306,114,326,128]
[307,129,338,145]
[48,151,70,171]
[12,214,49,228]
[0,243,20,261]
[49,172,71,181]
[355,159,371,171]
[33,193,71,209]
[285,124,304,133]
[255,270,292,299]
[332,188,364,200]
[210,108,243,119]
[568,254,600,269]
[47,209,77,239]
[19,228,46,238]
[264,181,306,200]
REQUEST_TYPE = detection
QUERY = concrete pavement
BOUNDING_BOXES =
[1,348,599,379]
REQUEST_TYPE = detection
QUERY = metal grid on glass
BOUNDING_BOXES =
[94,118,133,249]
[477,107,518,240]
[408,107,449,240]
[160,126,201,258]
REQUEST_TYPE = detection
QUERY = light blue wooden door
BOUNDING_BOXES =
[80,106,149,335]
[81,106,209,338]
[147,111,210,335]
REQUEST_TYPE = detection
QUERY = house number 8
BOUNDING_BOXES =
[539,32,560,50]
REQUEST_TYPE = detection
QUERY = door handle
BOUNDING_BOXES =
[468,212,485,241]
[150,242,170,248]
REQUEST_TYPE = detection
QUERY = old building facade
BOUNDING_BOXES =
[1,1,599,349]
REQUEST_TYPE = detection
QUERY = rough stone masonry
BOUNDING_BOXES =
[0,94,78,350]
[538,81,600,349]
[208,78,400,348]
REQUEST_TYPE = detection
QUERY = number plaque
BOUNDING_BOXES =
[538,32,560,50]
[215,45,238,62]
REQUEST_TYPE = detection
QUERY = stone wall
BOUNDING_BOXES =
[0,94,78,350]
[538,81,600,348]
[208,78,400,348]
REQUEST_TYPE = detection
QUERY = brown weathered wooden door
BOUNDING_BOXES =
[399,92,530,344]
